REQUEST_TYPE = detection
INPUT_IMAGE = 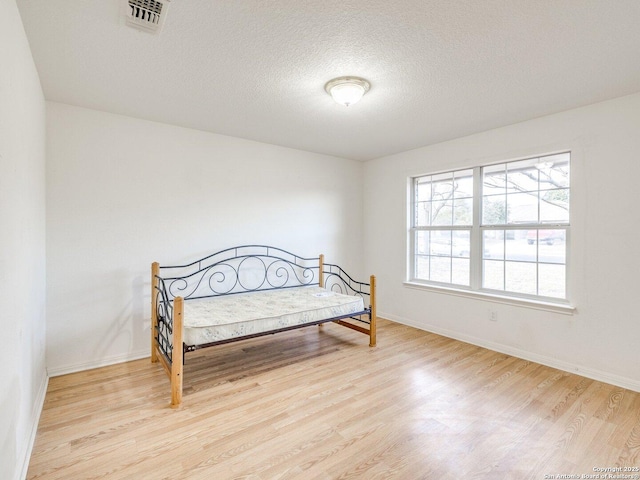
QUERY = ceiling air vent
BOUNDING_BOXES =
[126,0,171,34]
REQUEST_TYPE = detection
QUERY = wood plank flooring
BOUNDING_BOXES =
[28,319,640,479]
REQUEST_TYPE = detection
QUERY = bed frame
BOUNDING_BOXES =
[151,245,376,407]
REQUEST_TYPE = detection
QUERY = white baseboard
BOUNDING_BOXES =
[47,350,150,377]
[380,311,640,393]
[18,372,48,480]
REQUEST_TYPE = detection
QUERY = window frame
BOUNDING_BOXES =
[408,152,571,307]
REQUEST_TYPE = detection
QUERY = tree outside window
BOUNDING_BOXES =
[410,152,570,302]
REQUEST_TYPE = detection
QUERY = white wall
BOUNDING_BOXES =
[364,92,640,391]
[0,1,48,479]
[46,102,364,374]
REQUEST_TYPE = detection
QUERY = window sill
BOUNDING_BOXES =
[403,281,576,315]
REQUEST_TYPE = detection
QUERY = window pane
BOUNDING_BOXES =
[416,178,432,202]
[526,228,564,246]
[539,263,566,298]
[416,231,430,255]
[432,171,454,183]
[431,199,453,225]
[483,164,506,194]
[482,194,506,225]
[506,231,536,262]
[454,169,474,198]
[430,256,451,283]
[415,255,429,280]
[506,192,539,224]
[452,258,470,286]
[482,153,571,229]
[538,153,570,189]
[416,201,430,226]
[483,260,504,290]
[507,158,539,193]
[505,261,537,295]
[413,229,471,286]
[453,198,473,226]
[483,230,504,260]
[432,174,455,200]
[429,230,452,256]
[453,230,470,258]
[540,189,569,222]
[537,230,566,264]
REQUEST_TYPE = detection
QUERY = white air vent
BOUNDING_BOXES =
[126,0,171,34]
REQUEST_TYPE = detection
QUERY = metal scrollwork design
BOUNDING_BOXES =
[158,246,321,301]
[207,263,239,295]
[154,278,174,362]
[167,277,190,299]
[265,259,314,289]
[236,256,268,291]
[323,264,370,304]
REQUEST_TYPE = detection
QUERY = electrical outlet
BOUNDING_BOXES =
[488,309,498,322]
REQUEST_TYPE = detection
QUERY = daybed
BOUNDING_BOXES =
[150,245,377,407]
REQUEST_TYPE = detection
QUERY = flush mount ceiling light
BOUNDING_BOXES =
[324,76,371,107]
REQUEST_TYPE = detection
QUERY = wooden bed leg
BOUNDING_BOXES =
[171,296,184,408]
[151,262,159,363]
[369,275,377,347]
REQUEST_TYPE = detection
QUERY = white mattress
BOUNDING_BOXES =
[181,286,366,346]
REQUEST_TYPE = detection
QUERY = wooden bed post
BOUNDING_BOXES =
[369,275,377,347]
[151,262,159,363]
[319,254,324,288]
[171,296,184,408]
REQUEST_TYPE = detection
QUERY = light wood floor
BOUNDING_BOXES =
[28,319,640,479]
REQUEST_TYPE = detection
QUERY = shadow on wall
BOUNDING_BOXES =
[47,270,150,374]
[132,274,146,352]
[93,303,133,365]
[93,273,146,363]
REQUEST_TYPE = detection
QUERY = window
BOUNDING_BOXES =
[409,152,570,302]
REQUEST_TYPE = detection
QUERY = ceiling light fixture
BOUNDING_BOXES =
[324,76,371,107]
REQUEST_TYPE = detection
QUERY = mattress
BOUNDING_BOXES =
[181,286,366,346]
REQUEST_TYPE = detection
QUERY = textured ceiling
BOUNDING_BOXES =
[16,0,640,161]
